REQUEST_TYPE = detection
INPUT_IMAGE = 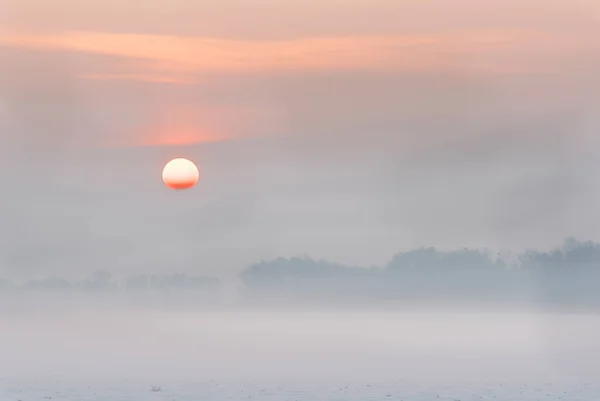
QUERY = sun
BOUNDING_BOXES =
[162,158,199,190]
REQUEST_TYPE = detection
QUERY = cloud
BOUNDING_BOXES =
[1,29,591,82]
[81,73,193,85]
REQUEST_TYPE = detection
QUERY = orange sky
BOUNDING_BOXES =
[1,0,599,147]
[1,29,596,78]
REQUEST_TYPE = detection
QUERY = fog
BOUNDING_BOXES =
[2,307,600,384]
[2,0,600,391]
[4,240,600,384]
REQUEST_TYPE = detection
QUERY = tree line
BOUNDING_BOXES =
[239,237,600,308]
[0,271,221,295]
[2,237,600,309]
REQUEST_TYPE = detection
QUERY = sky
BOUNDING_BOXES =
[1,0,600,278]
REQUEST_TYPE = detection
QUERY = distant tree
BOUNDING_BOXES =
[562,237,600,267]
[385,247,500,273]
[241,256,370,287]
[77,270,118,291]
[519,238,600,272]
[21,276,71,291]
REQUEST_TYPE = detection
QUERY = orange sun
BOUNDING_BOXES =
[162,158,199,190]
